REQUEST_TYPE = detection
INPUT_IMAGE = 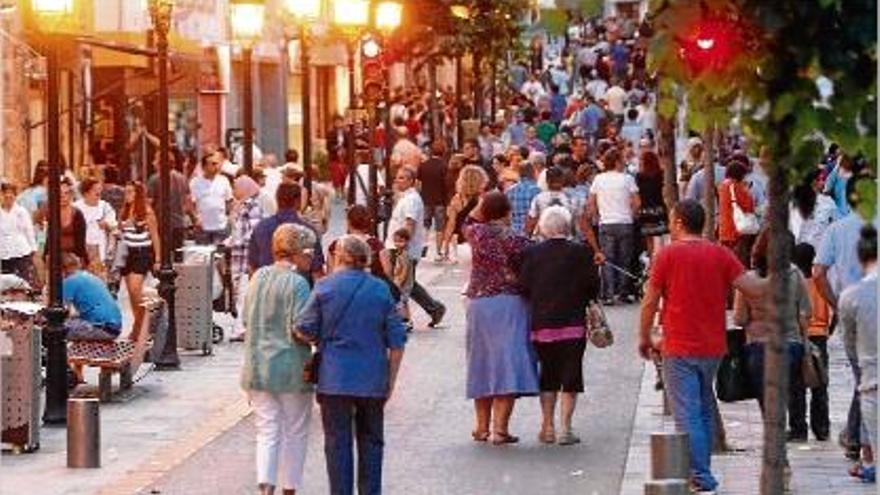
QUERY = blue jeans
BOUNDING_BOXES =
[319,395,386,495]
[598,223,634,299]
[663,356,721,491]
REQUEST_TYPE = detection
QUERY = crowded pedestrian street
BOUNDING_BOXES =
[0,1,877,494]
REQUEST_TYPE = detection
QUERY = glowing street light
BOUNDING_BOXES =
[284,0,321,20]
[230,0,266,176]
[375,1,402,33]
[32,0,73,15]
[332,0,369,31]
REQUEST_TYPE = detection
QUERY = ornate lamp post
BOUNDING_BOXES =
[230,0,266,177]
[332,0,369,206]
[146,0,181,370]
[31,0,73,426]
[283,0,321,195]
[373,1,401,229]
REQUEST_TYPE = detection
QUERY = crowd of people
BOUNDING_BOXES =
[0,13,875,495]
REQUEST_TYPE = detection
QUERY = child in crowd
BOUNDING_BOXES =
[380,228,414,331]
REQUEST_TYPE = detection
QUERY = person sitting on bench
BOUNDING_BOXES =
[62,253,122,341]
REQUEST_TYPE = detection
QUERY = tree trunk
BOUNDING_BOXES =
[473,50,483,122]
[762,145,793,494]
[702,124,717,240]
[658,114,678,211]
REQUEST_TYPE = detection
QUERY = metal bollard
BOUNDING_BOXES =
[67,398,100,468]
[650,431,689,480]
[644,479,689,495]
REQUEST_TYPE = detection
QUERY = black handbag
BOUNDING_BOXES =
[716,327,755,402]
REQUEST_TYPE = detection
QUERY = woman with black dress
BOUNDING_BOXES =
[635,150,668,259]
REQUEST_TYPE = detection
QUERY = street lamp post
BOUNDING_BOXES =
[332,0,369,207]
[147,0,181,370]
[374,1,402,233]
[284,0,321,198]
[230,0,266,177]
[31,0,73,425]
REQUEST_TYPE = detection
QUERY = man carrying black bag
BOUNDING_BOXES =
[638,200,762,494]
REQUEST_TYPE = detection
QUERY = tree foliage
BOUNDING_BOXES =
[395,0,530,68]
[648,0,876,213]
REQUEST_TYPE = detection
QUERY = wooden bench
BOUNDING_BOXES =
[67,299,160,402]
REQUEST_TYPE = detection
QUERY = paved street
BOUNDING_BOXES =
[137,254,645,495]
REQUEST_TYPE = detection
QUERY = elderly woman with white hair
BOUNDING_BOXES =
[295,234,407,494]
[519,206,600,446]
[241,223,316,495]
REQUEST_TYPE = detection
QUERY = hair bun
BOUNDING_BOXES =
[861,224,877,241]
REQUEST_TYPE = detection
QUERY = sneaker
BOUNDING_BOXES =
[428,304,446,328]
[859,465,876,483]
[557,430,581,446]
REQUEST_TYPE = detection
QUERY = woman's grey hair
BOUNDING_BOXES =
[538,205,572,239]
[272,223,316,260]
[335,234,372,269]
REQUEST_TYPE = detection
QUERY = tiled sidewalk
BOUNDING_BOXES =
[621,336,875,494]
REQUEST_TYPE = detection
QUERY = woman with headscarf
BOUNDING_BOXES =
[228,174,265,341]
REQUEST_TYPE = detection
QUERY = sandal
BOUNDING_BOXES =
[850,463,864,478]
[491,432,519,445]
[471,430,490,442]
[538,429,556,444]
[557,430,581,446]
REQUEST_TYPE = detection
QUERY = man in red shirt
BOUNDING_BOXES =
[639,199,761,494]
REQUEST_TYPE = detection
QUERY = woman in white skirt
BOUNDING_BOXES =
[241,224,316,495]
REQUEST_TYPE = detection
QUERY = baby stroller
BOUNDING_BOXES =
[209,244,235,344]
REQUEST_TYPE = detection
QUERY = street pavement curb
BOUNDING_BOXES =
[98,396,251,495]
[619,360,661,495]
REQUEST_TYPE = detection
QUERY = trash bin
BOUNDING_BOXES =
[0,301,44,453]
[175,245,216,355]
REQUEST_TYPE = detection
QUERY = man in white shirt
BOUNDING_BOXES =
[387,167,446,327]
[584,72,609,102]
[604,84,628,122]
[520,73,546,106]
[526,166,573,237]
[190,151,233,245]
[586,149,640,304]
[344,149,385,207]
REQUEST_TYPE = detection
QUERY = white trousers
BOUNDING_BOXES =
[250,390,313,490]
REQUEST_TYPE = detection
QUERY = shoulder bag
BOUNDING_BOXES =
[730,183,760,235]
[716,327,756,402]
[801,327,828,388]
[585,301,614,348]
[303,276,368,384]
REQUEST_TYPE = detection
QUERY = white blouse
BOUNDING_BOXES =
[0,204,37,260]
[73,199,118,260]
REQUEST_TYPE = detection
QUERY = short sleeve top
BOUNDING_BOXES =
[464,223,532,298]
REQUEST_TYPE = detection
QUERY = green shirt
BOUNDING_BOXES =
[240,264,312,394]
[535,121,557,146]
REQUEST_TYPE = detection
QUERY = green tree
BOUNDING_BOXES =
[648,0,876,492]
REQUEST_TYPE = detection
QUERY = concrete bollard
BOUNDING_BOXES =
[67,398,100,468]
[650,431,689,480]
[644,479,689,495]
